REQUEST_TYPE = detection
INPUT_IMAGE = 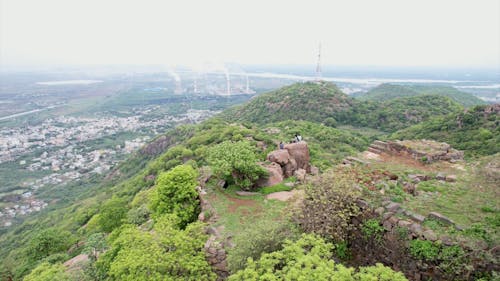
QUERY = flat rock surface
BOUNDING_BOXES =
[265,189,304,202]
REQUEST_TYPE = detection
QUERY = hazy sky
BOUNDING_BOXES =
[1,0,499,67]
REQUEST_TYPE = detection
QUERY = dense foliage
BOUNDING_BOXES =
[354,83,486,107]
[96,215,216,281]
[297,169,361,242]
[228,234,408,281]
[150,165,200,228]
[207,141,267,190]
[224,82,464,132]
[22,262,71,281]
[392,104,499,157]
[227,219,299,272]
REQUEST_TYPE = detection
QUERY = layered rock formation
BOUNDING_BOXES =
[368,140,463,163]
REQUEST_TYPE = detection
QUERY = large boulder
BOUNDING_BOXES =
[284,142,310,171]
[267,149,290,165]
[256,162,284,187]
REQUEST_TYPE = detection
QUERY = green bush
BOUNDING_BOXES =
[96,196,128,233]
[409,239,440,261]
[150,165,200,228]
[207,141,267,190]
[23,262,71,281]
[228,234,408,281]
[438,245,468,276]
[96,215,216,281]
[26,228,73,262]
[227,219,299,273]
[127,205,151,225]
[361,219,385,242]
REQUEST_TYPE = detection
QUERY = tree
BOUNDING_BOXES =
[96,215,216,281]
[26,228,72,261]
[228,234,407,281]
[23,262,71,281]
[207,141,267,190]
[83,233,107,261]
[96,196,128,233]
[324,117,337,128]
[150,164,200,228]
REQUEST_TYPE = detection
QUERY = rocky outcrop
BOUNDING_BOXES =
[283,142,311,172]
[140,135,173,156]
[257,141,312,187]
[350,200,498,281]
[256,162,284,187]
[367,140,464,163]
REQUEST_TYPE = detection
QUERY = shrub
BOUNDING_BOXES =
[227,219,299,272]
[438,245,468,276]
[26,228,73,262]
[150,165,200,228]
[96,196,128,233]
[207,141,267,190]
[228,234,408,281]
[127,205,151,225]
[361,219,384,242]
[96,215,216,281]
[23,262,71,281]
[409,239,440,261]
[297,169,361,242]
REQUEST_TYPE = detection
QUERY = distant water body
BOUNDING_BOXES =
[36,80,102,85]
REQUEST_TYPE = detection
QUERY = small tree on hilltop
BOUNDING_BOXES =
[296,168,361,243]
[207,141,267,190]
[150,164,200,228]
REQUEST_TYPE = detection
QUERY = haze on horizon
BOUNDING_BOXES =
[1,0,499,69]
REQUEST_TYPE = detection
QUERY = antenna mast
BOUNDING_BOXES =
[315,43,322,81]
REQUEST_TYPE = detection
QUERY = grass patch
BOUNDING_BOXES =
[206,183,288,241]
[259,183,292,195]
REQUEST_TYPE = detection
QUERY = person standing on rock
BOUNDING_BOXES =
[279,141,284,149]
[295,133,302,142]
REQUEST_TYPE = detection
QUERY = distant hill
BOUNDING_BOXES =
[347,94,464,131]
[391,104,500,157]
[355,83,486,107]
[224,82,354,124]
[224,81,463,132]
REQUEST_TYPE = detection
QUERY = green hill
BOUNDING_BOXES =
[224,82,354,124]
[391,104,500,157]
[225,81,463,132]
[356,83,486,107]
